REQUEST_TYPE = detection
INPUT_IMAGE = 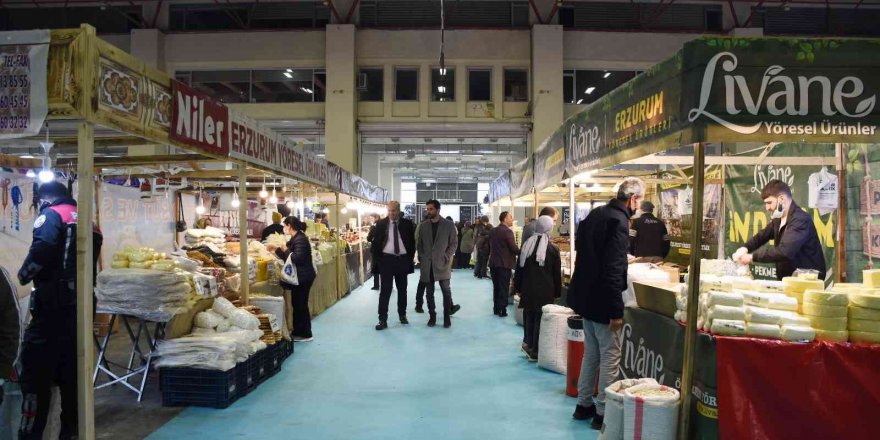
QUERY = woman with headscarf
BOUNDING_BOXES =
[514,215,562,361]
[267,216,317,342]
[459,221,475,269]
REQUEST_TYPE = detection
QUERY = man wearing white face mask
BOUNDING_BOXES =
[735,180,825,280]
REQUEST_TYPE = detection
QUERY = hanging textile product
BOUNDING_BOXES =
[807,166,839,215]
[10,185,21,231]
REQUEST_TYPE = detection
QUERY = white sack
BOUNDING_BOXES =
[623,383,680,440]
[537,305,575,375]
[599,378,659,440]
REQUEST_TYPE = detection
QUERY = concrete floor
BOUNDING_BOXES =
[94,270,595,439]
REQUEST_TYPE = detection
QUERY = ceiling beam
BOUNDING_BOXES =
[0,153,41,168]
[59,154,214,168]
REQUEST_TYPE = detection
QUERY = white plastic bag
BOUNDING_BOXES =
[623,383,680,440]
[514,295,524,326]
[537,305,575,375]
[599,378,659,440]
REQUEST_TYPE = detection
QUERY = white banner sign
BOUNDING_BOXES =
[0,30,49,138]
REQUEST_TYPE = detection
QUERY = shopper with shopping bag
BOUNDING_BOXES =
[268,216,317,342]
[514,215,561,361]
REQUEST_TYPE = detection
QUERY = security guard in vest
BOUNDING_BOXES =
[18,181,102,440]
[629,201,670,262]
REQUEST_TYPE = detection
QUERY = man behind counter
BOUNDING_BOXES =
[629,201,670,262]
[734,180,826,280]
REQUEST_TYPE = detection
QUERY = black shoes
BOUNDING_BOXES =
[590,415,604,430]
[526,350,538,362]
[371,287,380,291]
[443,315,451,328]
[499,310,508,318]
[400,315,409,325]
[573,404,597,421]
[450,304,461,315]
[415,305,425,314]
[427,314,437,327]
[375,321,388,331]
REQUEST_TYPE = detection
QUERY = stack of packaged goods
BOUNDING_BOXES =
[801,289,849,342]
[847,272,880,344]
[781,275,825,312]
[96,268,194,322]
[184,226,228,248]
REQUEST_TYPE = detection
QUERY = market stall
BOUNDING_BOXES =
[503,36,880,440]
[0,25,387,434]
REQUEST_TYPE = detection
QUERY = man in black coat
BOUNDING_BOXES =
[735,180,826,280]
[366,213,381,290]
[568,177,645,430]
[371,201,416,330]
[629,201,670,262]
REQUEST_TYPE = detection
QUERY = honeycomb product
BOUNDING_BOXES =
[803,290,849,307]
[849,292,880,310]
[806,316,848,332]
[802,303,847,318]
[863,269,880,288]
[707,305,746,321]
[746,323,782,339]
[849,306,880,321]
[710,319,746,336]
[848,319,880,333]
[780,325,816,342]
[815,329,848,342]
[848,331,880,344]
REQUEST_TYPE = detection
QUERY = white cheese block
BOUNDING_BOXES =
[706,291,744,308]
[849,330,880,344]
[849,306,880,321]
[806,316,848,332]
[710,319,746,336]
[815,329,849,342]
[753,280,785,293]
[780,315,812,327]
[850,292,880,310]
[780,325,816,342]
[782,277,825,294]
[708,305,746,321]
[802,303,848,318]
[829,283,863,294]
[746,323,782,339]
[745,306,798,325]
[863,269,880,288]
[848,319,880,333]
[803,290,850,307]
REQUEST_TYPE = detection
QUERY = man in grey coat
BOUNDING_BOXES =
[417,200,459,328]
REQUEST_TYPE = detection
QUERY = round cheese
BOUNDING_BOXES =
[802,303,848,318]
[849,331,880,345]
[848,319,880,333]
[783,277,825,294]
[803,290,849,307]
[815,329,849,342]
[807,316,848,332]
[863,269,880,288]
[850,292,880,310]
[849,306,880,321]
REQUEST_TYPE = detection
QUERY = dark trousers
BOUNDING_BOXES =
[459,252,472,268]
[524,309,543,352]
[378,255,409,321]
[475,252,489,278]
[372,273,380,289]
[425,269,453,317]
[491,267,512,314]
[19,285,77,440]
[415,280,427,308]
[290,279,314,338]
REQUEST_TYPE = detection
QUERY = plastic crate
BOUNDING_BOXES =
[160,366,240,409]
[281,339,294,360]
[252,348,269,384]
[265,343,282,377]
[236,356,257,395]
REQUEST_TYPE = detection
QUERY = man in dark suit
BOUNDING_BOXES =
[366,213,381,290]
[371,201,416,330]
[489,211,519,317]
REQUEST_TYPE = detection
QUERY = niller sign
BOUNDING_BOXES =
[170,81,230,155]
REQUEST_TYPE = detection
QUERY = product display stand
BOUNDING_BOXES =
[92,312,167,402]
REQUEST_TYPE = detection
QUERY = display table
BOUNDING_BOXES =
[93,312,166,402]
[624,306,880,440]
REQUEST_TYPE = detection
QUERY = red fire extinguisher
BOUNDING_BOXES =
[566,315,585,397]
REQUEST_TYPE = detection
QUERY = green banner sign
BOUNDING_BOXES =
[724,144,837,280]
[657,166,723,266]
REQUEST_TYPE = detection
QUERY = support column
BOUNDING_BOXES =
[325,24,358,173]
[76,122,96,440]
[239,166,250,305]
[129,29,169,156]
[530,25,563,155]
[361,153,380,186]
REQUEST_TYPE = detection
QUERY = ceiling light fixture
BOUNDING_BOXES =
[283,72,293,79]
[21,154,34,159]
[195,189,206,215]
[269,181,278,204]
[259,176,269,199]
[603,72,611,78]
[576,99,584,104]
[585,87,596,94]
[286,68,293,73]
[26,169,36,178]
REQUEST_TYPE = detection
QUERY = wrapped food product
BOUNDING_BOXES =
[707,305,746,321]
[815,329,848,342]
[710,319,746,336]
[194,310,224,329]
[780,325,816,342]
[706,291,744,308]
[744,306,797,325]
[746,322,782,339]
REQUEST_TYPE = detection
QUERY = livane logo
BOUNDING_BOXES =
[688,51,877,134]
[617,323,665,383]
[568,123,601,165]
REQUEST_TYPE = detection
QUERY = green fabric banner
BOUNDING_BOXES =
[724,144,837,280]
[657,166,723,266]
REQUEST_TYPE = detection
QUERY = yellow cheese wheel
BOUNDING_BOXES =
[863,269,880,288]
[782,277,824,294]
[815,329,849,342]
[803,290,849,307]
[807,316,848,332]
[849,331,880,344]
[848,319,880,333]
[802,303,847,318]
[850,293,880,310]
[110,261,129,269]
[849,306,880,321]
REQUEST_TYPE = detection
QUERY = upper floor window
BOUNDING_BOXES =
[358,68,384,102]
[468,68,492,102]
[563,69,639,105]
[395,68,419,101]
[170,2,330,31]
[504,69,528,102]
[175,68,326,103]
[431,67,456,102]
